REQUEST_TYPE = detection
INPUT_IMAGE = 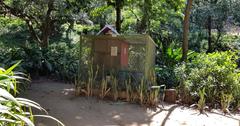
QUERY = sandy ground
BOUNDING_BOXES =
[21,80,240,126]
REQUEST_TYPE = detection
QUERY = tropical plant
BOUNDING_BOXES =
[137,79,145,105]
[156,46,198,88]
[0,62,64,126]
[112,76,118,101]
[189,88,208,114]
[125,77,132,102]
[100,78,110,99]
[146,70,160,106]
[221,93,233,114]
[197,88,207,114]
[87,63,98,97]
[74,79,80,96]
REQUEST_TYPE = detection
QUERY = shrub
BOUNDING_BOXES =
[0,42,79,82]
[155,66,177,88]
[46,42,79,81]
[155,46,197,89]
[215,35,240,51]
[175,51,240,108]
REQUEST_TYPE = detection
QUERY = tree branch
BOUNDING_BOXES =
[26,20,41,44]
[129,7,140,21]
[0,0,41,43]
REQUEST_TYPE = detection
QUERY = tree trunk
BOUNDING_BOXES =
[216,28,222,44]
[41,27,50,48]
[40,0,54,48]
[207,16,212,53]
[115,0,122,33]
[26,20,41,44]
[182,0,193,61]
[137,0,151,33]
[0,0,55,48]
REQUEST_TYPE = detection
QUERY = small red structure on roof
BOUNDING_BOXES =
[97,25,120,36]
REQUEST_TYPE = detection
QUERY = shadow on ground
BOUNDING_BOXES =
[21,80,240,126]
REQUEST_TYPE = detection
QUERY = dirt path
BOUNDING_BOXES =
[21,80,240,126]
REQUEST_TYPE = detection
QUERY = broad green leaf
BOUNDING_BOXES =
[0,74,9,81]
[0,118,18,123]
[0,109,18,119]
[0,104,10,111]
[16,98,48,114]
[16,98,41,107]
[0,88,18,105]
[11,75,30,81]
[15,114,34,126]
[4,61,21,75]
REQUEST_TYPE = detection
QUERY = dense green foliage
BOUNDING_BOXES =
[46,43,79,81]
[156,45,197,88]
[0,15,79,82]
[0,42,79,82]
[175,51,240,108]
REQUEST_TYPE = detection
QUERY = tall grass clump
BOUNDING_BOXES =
[100,78,110,99]
[146,70,160,106]
[197,88,207,114]
[137,79,146,105]
[112,76,118,101]
[86,63,98,97]
[221,93,233,114]
[125,78,132,102]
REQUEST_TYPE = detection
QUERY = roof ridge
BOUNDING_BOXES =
[96,25,120,35]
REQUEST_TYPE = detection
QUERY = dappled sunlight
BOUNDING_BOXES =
[75,116,83,120]
[21,81,240,126]
[62,88,75,96]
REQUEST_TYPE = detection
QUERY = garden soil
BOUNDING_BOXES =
[21,79,240,126]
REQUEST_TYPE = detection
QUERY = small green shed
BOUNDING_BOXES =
[79,25,157,81]
[80,34,157,80]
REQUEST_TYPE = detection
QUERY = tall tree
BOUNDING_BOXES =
[207,15,212,52]
[0,0,89,48]
[207,0,217,53]
[182,0,193,61]
[115,0,123,33]
[192,0,231,52]
[107,0,124,33]
[137,0,151,33]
